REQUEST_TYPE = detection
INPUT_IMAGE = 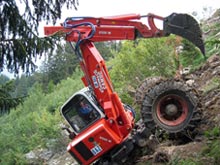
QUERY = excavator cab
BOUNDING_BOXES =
[61,87,105,134]
[60,88,129,164]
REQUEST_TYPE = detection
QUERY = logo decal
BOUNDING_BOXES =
[91,144,102,155]
[93,70,106,93]
[92,75,98,88]
[99,136,112,143]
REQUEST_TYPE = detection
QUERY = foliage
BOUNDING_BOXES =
[205,39,220,55]
[39,43,79,90]
[179,39,205,68]
[0,73,44,115]
[0,7,219,163]
[0,74,10,84]
[201,9,220,57]
[205,140,220,164]
[171,159,198,165]
[94,42,116,60]
[202,77,220,94]
[205,127,220,139]
[0,0,78,74]
[38,41,118,93]
[13,74,36,96]
[0,80,26,115]
[0,0,79,115]
[202,127,220,164]
[109,37,177,104]
[0,69,83,164]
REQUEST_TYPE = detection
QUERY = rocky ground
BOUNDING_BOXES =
[25,54,220,165]
[134,54,220,165]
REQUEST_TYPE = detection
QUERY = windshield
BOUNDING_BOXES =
[62,95,100,133]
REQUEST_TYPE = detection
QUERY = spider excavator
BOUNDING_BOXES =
[44,12,204,165]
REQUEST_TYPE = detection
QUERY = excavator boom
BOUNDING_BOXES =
[44,12,205,165]
[44,13,205,54]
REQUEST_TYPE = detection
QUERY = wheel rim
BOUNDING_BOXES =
[156,94,188,126]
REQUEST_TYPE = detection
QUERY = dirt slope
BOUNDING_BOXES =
[188,55,220,132]
[134,54,220,165]
[25,54,220,164]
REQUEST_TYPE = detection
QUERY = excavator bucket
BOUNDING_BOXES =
[163,13,205,55]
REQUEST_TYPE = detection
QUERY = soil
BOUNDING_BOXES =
[134,54,220,165]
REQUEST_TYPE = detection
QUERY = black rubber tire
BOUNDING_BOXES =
[141,78,201,133]
[135,77,164,104]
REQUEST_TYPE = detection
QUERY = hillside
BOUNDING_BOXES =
[24,54,220,165]
[24,11,220,164]
[134,54,220,165]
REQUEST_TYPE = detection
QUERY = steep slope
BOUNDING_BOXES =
[24,10,220,164]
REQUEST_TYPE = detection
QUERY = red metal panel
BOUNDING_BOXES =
[67,119,121,165]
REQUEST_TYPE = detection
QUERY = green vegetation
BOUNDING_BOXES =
[1,0,78,74]
[203,140,220,164]
[203,77,220,94]
[202,9,220,57]
[169,13,220,161]
[203,127,220,164]
[0,80,26,115]
[109,37,177,104]
[0,7,220,164]
[179,39,205,68]
[171,158,198,165]
[0,70,83,164]
[205,127,220,138]
[0,36,179,163]
[168,127,220,165]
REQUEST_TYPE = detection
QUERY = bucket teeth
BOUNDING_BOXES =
[164,13,205,55]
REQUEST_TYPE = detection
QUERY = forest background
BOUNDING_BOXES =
[0,0,220,164]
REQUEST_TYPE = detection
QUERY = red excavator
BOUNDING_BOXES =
[44,12,204,165]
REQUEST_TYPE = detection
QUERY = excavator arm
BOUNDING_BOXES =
[44,12,205,132]
[44,13,205,165]
[44,13,204,54]
[44,13,204,121]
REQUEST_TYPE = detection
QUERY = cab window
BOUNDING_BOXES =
[61,95,100,132]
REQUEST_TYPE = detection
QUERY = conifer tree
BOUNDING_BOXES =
[0,0,78,113]
[0,0,78,74]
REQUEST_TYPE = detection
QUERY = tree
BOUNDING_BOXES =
[39,43,78,91]
[109,38,177,104]
[1,0,78,113]
[0,74,10,85]
[0,0,79,74]
[94,42,115,60]
[0,81,25,115]
[38,41,116,93]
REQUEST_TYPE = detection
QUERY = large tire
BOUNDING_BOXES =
[140,78,201,134]
[135,77,164,104]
